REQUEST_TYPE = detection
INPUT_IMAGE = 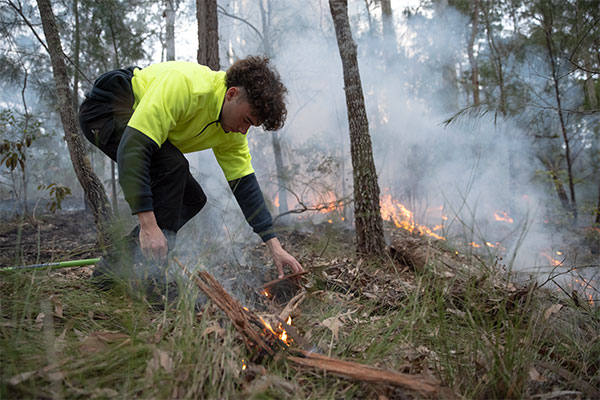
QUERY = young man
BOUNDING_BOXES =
[79,56,303,280]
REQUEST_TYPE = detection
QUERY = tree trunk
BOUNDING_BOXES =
[36,0,113,247]
[164,0,176,61]
[467,0,480,106]
[329,0,386,256]
[543,13,577,223]
[196,0,219,70]
[20,69,30,215]
[380,0,397,52]
[108,22,121,216]
[540,157,571,215]
[271,131,289,216]
[596,182,600,225]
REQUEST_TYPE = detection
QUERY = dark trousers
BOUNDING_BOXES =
[78,68,206,234]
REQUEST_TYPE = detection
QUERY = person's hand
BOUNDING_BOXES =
[265,237,304,278]
[137,211,168,262]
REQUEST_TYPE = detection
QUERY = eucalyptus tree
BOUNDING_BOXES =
[36,0,113,246]
[196,0,219,70]
[329,0,386,256]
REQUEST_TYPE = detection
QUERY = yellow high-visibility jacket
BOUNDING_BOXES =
[129,61,254,181]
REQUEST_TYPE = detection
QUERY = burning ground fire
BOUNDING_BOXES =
[258,288,294,346]
[273,190,598,306]
[379,193,446,241]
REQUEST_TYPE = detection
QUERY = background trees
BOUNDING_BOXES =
[0,0,597,262]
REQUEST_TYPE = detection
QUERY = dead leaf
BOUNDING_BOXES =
[145,348,174,379]
[529,366,546,382]
[156,349,174,373]
[47,371,65,381]
[50,295,63,318]
[79,335,107,355]
[91,388,119,398]
[55,328,67,353]
[79,331,130,355]
[544,304,563,320]
[9,370,36,386]
[203,323,225,337]
[321,316,343,340]
[34,312,45,330]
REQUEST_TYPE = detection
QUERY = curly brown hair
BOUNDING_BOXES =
[226,56,287,131]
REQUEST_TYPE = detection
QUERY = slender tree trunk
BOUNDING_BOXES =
[467,0,480,106]
[108,22,121,216]
[380,0,397,53]
[20,69,30,215]
[271,131,289,216]
[596,182,600,225]
[543,15,577,223]
[72,0,80,114]
[257,0,288,217]
[196,0,219,70]
[164,0,176,61]
[540,157,571,214]
[36,0,113,247]
[329,0,386,256]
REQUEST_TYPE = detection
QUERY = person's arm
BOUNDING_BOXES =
[117,127,167,261]
[229,173,304,277]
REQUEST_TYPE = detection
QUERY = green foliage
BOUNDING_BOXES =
[37,183,72,213]
[0,109,37,172]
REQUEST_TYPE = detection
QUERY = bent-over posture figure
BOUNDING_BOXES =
[79,56,303,283]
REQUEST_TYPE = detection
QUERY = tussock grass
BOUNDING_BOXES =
[1,227,599,399]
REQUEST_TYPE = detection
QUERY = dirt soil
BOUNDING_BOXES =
[0,210,100,268]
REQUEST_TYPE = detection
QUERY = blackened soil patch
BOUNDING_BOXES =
[0,210,99,268]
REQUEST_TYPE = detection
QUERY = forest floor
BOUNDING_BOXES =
[1,210,599,399]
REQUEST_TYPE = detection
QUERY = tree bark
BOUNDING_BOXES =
[272,131,289,216]
[163,0,176,61]
[540,157,571,214]
[329,0,386,256]
[36,0,113,247]
[196,0,219,70]
[380,0,398,53]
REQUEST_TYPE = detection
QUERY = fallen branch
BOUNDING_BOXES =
[278,290,306,321]
[174,258,450,398]
[287,349,443,398]
[173,258,282,356]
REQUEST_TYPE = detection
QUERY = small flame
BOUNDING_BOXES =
[494,211,514,224]
[468,241,480,248]
[540,252,561,267]
[261,289,270,298]
[274,194,280,208]
[258,316,293,345]
[241,359,247,370]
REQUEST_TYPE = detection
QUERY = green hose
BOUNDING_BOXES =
[1,257,101,272]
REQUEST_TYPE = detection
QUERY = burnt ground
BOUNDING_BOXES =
[0,210,100,268]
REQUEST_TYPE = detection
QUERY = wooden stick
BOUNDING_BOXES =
[174,259,449,398]
[288,350,441,397]
[278,290,306,321]
[173,257,276,356]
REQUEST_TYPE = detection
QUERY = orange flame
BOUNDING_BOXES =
[274,194,280,208]
[258,315,293,345]
[494,211,514,224]
[540,252,562,267]
[380,193,446,240]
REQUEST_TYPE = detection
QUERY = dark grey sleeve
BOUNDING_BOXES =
[229,173,276,242]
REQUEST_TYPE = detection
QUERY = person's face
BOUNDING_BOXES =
[220,87,260,134]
